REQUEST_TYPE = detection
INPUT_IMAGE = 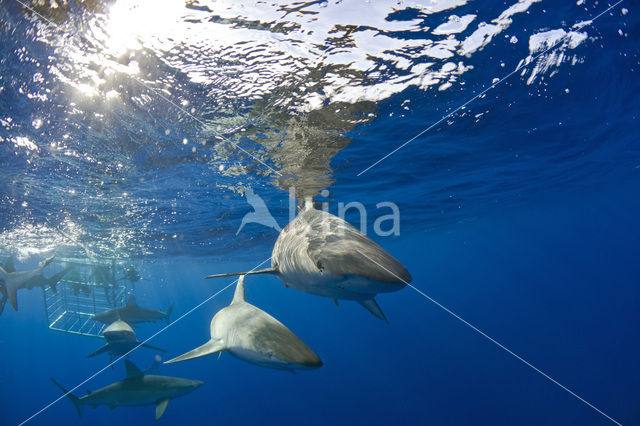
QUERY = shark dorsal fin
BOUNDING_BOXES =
[126,295,136,307]
[124,360,144,379]
[231,275,246,304]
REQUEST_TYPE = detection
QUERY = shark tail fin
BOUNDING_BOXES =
[50,378,83,418]
[164,339,226,364]
[0,295,7,316]
[8,285,18,311]
[165,302,174,324]
[204,268,277,279]
[358,299,389,324]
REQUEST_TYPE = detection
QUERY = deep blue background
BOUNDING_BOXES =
[2,180,639,425]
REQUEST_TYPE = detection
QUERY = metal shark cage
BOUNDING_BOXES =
[42,258,133,338]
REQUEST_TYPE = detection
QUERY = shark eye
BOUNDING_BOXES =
[316,261,324,272]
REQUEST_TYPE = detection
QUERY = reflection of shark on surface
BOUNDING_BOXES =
[236,187,282,235]
[166,275,322,373]
[0,255,57,313]
[206,200,411,322]
[88,319,166,362]
[51,360,202,420]
[92,295,174,325]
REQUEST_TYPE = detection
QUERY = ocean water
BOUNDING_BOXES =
[0,0,639,425]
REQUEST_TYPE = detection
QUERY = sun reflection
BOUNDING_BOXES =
[102,0,186,56]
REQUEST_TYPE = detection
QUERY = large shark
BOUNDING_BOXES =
[92,295,174,325]
[204,202,411,322]
[0,255,56,312]
[165,275,322,372]
[22,266,72,294]
[51,360,202,420]
[88,319,166,361]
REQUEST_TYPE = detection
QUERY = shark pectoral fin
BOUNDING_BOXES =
[204,267,277,279]
[164,340,226,364]
[156,399,170,420]
[140,342,167,353]
[358,299,389,324]
[87,344,111,358]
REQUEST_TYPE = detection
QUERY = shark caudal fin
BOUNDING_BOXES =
[7,285,18,311]
[164,339,226,364]
[50,378,83,418]
[165,302,174,324]
[47,266,72,294]
[358,299,388,324]
[204,268,277,279]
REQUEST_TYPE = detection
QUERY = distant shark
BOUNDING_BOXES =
[88,319,166,361]
[0,255,57,313]
[51,360,202,420]
[165,275,322,372]
[92,295,174,325]
[89,264,117,305]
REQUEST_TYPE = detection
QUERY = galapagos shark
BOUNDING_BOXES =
[0,255,56,312]
[88,319,166,361]
[23,266,72,294]
[51,360,202,420]
[165,275,322,372]
[92,295,174,325]
[205,202,411,322]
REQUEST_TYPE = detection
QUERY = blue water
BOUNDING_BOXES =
[1,0,639,425]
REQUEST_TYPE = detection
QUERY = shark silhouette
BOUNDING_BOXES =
[236,188,281,235]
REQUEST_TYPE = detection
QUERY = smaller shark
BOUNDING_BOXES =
[0,255,56,312]
[90,264,117,305]
[165,275,322,372]
[88,319,166,361]
[51,360,203,420]
[92,295,174,325]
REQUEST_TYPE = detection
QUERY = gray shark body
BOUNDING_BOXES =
[0,255,56,312]
[205,204,411,322]
[92,295,174,325]
[88,320,166,360]
[52,360,202,420]
[165,275,322,372]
